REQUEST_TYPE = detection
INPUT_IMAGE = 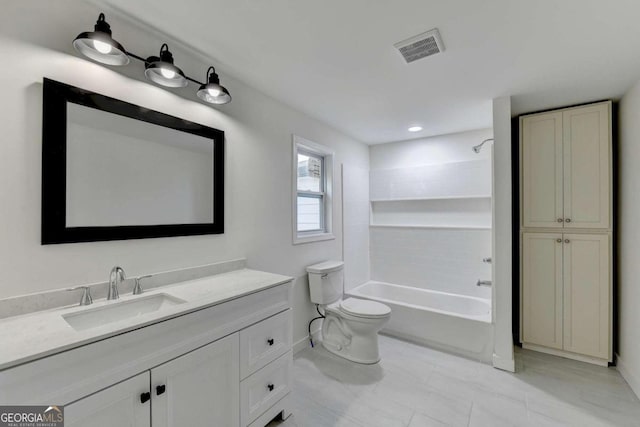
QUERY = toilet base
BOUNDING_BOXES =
[320,312,387,364]
[321,339,381,364]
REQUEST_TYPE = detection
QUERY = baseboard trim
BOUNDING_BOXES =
[522,343,609,366]
[492,352,515,372]
[293,329,321,355]
[616,353,640,399]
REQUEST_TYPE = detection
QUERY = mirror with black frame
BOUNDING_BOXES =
[41,78,224,244]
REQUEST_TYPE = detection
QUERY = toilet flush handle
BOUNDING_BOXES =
[321,273,329,279]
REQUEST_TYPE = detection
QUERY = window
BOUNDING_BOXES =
[292,135,334,244]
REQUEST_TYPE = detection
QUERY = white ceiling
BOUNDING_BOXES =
[95,0,640,144]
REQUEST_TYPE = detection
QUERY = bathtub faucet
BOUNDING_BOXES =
[476,280,492,287]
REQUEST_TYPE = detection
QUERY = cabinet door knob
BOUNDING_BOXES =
[557,218,564,223]
[140,392,151,404]
[267,383,274,392]
[156,385,166,396]
[267,338,274,346]
[556,238,562,243]
[565,218,571,223]
[565,239,570,243]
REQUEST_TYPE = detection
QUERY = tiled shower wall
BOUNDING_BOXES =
[370,227,491,298]
[368,129,493,299]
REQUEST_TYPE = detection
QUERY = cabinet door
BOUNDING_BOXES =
[563,234,610,359]
[562,103,611,229]
[65,372,150,427]
[522,233,564,349]
[521,112,564,228]
[151,333,239,427]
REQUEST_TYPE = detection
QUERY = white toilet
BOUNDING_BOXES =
[307,261,391,364]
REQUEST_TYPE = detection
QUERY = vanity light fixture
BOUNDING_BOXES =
[408,126,423,132]
[73,13,231,104]
[73,13,129,66]
[197,67,232,105]
[144,44,188,88]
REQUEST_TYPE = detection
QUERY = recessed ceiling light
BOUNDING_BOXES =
[408,126,422,132]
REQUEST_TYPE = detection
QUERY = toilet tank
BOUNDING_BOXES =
[306,261,344,305]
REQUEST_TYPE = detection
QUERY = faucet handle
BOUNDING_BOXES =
[133,275,152,295]
[67,286,93,306]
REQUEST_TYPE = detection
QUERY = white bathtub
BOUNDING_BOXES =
[348,281,494,362]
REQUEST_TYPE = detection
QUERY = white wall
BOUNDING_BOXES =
[370,129,493,169]
[617,80,640,397]
[368,129,493,299]
[342,165,370,291]
[491,96,515,372]
[0,1,369,349]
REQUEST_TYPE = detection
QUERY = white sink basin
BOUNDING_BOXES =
[63,293,186,331]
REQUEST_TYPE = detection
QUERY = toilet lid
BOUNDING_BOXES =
[339,298,391,318]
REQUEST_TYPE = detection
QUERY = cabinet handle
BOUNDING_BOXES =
[565,218,571,223]
[267,383,274,392]
[156,385,166,396]
[556,238,562,243]
[565,239,570,243]
[557,218,564,223]
[267,338,274,346]
[140,392,151,404]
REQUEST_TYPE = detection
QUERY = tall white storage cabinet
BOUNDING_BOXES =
[520,101,612,366]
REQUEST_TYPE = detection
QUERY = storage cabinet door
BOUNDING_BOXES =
[562,103,611,229]
[151,333,240,427]
[240,309,292,379]
[521,112,564,228]
[563,234,610,359]
[522,233,564,349]
[65,372,150,427]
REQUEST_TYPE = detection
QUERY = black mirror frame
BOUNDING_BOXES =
[41,78,225,244]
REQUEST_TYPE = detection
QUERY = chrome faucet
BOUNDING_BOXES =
[133,275,152,295]
[477,280,492,287]
[108,266,126,300]
[67,286,93,306]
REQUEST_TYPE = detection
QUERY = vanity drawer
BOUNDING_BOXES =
[240,351,292,427]
[240,309,292,379]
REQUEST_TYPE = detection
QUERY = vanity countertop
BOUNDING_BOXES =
[0,268,292,371]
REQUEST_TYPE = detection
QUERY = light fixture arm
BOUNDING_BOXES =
[73,13,231,104]
[206,66,220,84]
[94,13,111,34]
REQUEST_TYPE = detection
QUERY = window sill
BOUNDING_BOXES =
[293,232,335,245]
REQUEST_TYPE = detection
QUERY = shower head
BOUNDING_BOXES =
[472,138,494,153]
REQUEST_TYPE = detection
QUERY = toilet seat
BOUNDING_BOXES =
[337,298,391,318]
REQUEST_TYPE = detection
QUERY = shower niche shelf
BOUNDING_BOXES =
[369,224,491,230]
[370,197,491,229]
[370,195,491,203]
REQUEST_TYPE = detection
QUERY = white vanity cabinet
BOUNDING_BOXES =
[66,372,151,427]
[151,333,240,427]
[0,278,293,427]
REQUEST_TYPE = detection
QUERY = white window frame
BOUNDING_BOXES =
[292,135,335,245]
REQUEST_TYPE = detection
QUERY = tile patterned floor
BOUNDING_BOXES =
[269,335,640,427]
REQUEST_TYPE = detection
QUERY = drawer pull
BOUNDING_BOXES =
[140,392,151,404]
[156,385,166,396]
[267,338,274,346]
[267,383,274,392]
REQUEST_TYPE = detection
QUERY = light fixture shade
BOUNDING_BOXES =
[144,44,188,88]
[73,13,129,66]
[197,67,232,105]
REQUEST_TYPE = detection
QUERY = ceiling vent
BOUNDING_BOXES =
[394,29,445,64]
